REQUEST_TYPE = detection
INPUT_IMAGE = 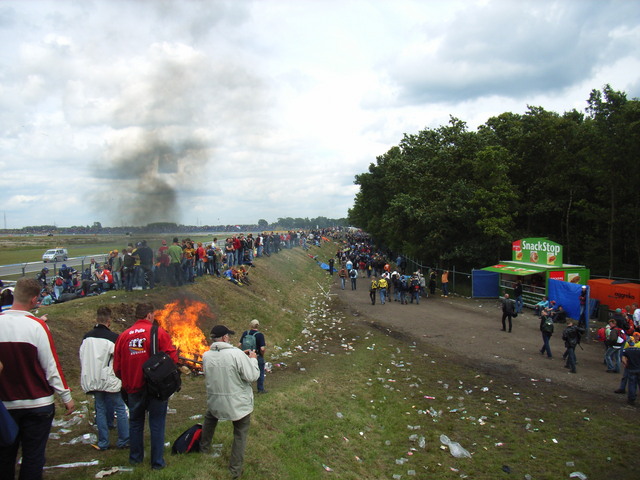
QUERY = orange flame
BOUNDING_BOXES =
[154,298,213,361]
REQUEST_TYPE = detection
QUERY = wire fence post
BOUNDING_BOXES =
[452,265,456,293]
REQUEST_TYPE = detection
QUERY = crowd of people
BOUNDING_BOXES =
[331,233,443,307]
[23,231,327,307]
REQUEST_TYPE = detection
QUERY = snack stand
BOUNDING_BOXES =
[478,238,590,307]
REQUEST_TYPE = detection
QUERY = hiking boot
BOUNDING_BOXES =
[614,389,626,394]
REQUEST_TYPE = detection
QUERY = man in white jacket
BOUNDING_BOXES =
[79,306,129,450]
[201,325,259,479]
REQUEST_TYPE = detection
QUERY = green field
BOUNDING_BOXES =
[5,238,636,480]
[0,234,223,266]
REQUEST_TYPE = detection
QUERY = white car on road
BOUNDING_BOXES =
[42,248,68,263]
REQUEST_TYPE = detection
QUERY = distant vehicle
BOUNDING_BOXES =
[42,248,68,263]
[47,232,54,236]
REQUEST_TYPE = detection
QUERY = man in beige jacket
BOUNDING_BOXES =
[200,325,259,479]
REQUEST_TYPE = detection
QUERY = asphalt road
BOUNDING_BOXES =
[0,254,109,281]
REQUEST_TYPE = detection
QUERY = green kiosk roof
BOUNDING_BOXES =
[481,262,550,276]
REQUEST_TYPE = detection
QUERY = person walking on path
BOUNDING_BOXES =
[239,319,267,394]
[562,318,585,374]
[349,267,358,290]
[378,276,388,305]
[201,325,259,479]
[338,267,347,290]
[369,277,378,305]
[113,303,178,470]
[501,293,516,333]
[0,278,75,480]
[539,310,554,358]
[79,306,129,451]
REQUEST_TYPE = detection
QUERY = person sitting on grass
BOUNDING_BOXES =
[222,267,242,286]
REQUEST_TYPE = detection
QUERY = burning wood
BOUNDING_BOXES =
[154,298,215,372]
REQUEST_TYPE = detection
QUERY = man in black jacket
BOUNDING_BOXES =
[562,319,585,374]
[501,293,516,333]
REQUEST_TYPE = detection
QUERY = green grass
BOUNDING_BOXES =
[10,240,637,480]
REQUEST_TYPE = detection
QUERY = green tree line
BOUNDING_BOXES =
[348,85,640,278]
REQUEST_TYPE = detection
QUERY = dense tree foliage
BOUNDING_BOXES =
[349,86,640,278]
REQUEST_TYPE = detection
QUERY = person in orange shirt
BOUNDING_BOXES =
[441,270,449,297]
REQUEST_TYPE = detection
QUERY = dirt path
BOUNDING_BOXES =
[332,277,622,402]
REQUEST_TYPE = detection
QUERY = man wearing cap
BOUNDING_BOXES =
[201,325,259,479]
[239,319,267,393]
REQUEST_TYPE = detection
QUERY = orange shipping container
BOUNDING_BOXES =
[587,279,640,311]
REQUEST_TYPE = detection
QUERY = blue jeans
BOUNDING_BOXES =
[127,392,167,469]
[605,347,622,372]
[379,288,387,304]
[0,403,54,480]
[94,391,129,450]
[540,332,552,357]
[257,356,266,392]
[627,372,640,402]
[442,282,449,296]
[340,277,346,289]
[197,259,204,277]
[113,271,122,290]
[411,290,420,304]
[515,295,523,313]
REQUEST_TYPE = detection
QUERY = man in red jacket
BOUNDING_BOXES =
[114,303,177,470]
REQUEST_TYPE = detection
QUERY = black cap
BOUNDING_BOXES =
[210,325,235,338]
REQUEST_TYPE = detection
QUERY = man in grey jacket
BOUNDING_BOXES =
[200,325,259,479]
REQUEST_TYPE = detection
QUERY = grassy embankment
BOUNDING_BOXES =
[6,238,637,480]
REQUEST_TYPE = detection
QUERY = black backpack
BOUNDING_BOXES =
[142,323,181,401]
[171,424,202,454]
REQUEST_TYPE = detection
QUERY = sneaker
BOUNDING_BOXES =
[614,389,626,394]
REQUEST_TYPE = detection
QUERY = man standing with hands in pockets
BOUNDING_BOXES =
[201,325,259,479]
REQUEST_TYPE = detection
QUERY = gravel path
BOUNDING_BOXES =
[333,277,623,402]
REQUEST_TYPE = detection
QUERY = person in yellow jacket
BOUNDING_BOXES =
[369,278,378,305]
[378,277,388,305]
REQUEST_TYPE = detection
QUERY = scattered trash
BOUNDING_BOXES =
[569,473,587,480]
[502,465,511,473]
[44,460,99,469]
[439,434,471,458]
[322,463,333,472]
[336,412,344,419]
[396,458,408,465]
[62,433,97,445]
[210,444,223,458]
[189,414,203,420]
[95,466,134,478]
[52,415,83,428]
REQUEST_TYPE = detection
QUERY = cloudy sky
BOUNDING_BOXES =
[1,0,638,228]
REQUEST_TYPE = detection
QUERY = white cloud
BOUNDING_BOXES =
[0,0,638,228]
